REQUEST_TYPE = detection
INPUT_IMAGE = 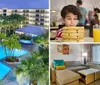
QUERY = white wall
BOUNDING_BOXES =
[50,44,83,62]
[50,0,100,22]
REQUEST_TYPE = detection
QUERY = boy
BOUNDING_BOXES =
[55,5,82,40]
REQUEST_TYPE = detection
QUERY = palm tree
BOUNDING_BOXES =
[0,14,4,33]
[0,14,27,35]
[14,46,49,85]
[9,14,27,27]
[0,33,6,44]
[0,32,6,39]
[32,32,49,47]
[6,14,27,34]
[0,33,21,57]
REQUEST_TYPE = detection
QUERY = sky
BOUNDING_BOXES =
[0,0,49,9]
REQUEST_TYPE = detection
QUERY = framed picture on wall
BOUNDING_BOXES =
[57,44,63,53]
[57,44,70,54]
[62,44,69,54]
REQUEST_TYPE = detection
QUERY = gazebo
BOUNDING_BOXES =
[15,25,47,38]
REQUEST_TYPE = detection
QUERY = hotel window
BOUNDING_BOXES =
[40,23,44,26]
[36,10,39,13]
[35,22,38,25]
[26,22,29,24]
[15,10,17,13]
[23,10,29,13]
[3,13,6,16]
[23,14,25,16]
[25,14,29,17]
[26,10,29,13]
[40,19,44,21]
[41,10,45,13]
[3,9,7,12]
[23,10,26,13]
[36,18,39,21]
[36,14,39,17]
[92,45,100,63]
[12,10,14,13]
[40,14,44,17]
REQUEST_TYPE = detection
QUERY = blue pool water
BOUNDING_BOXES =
[0,46,28,59]
[19,39,33,44]
[0,62,11,79]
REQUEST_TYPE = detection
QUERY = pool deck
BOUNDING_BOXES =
[3,70,18,85]
[21,43,38,52]
[0,52,30,85]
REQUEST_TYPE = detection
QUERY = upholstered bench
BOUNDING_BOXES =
[56,69,81,85]
[78,69,95,84]
[87,68,100,80]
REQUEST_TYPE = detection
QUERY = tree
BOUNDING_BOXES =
[32,32,49,47]
[14,46,49,85]
[0,33,21,57]
[0,14,27,35]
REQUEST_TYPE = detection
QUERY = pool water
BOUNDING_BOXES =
[0,46,28,59]
[0,62,11,79]
[19,39,33,44]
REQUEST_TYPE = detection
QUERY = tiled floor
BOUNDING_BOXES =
[51,79,100,85]
[3,70,18,85]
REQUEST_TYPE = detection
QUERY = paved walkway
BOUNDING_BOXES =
[3,70,18,85]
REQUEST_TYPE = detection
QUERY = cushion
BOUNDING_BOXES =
[65,61,82,67]
[67,66,87,71]
[53,60,64,69]
[56,66,66,70]
[56,69,80,84]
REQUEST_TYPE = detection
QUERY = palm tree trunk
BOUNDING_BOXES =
[0,28,1,33]
[29,81,38,85]
[32,81,38,85]
[5,29,6,34]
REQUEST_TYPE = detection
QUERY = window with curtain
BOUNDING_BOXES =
[92,45,100,63]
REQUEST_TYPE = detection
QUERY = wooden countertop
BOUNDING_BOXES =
[50,37,94,44]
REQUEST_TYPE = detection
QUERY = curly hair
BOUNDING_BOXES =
[61,5,82,20]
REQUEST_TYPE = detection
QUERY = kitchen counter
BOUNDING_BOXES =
[50,37,95,44]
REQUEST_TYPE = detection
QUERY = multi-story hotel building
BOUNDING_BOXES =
[0,8,49,27]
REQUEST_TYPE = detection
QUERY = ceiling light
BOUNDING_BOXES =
[51,10,56,13]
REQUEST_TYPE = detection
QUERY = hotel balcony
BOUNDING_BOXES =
[29,15,49,18]
[0,11,2,14]
[29,12,49,14]
[28,21,49,27]
[29,19,49,23]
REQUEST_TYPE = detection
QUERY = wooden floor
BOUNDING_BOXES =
[51,79,100,85]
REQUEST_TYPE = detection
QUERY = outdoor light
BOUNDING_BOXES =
[82,52,88,65]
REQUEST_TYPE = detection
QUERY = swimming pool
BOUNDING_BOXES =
[19,39,33,44]
[0,46,28,59]
[0,62,11,79]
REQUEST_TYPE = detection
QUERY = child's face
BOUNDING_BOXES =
[63,13,79,26]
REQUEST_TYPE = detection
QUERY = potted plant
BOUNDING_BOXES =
[5,56,19,64]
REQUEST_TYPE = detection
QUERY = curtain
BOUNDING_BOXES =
[92,45,100,63]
